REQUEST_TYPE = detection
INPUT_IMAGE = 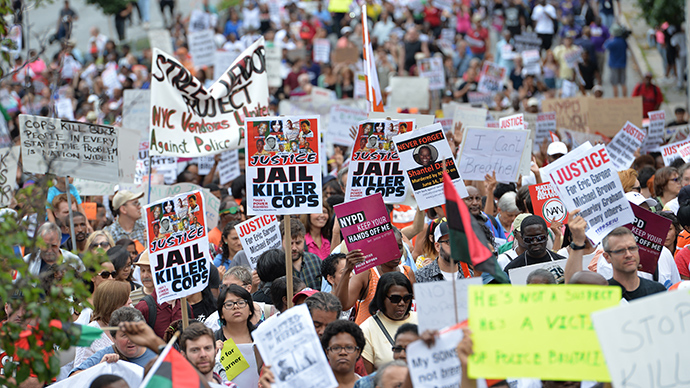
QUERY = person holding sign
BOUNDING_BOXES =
[321,320,366,388]
[503,216,566,273]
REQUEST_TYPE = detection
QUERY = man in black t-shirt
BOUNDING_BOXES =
[504,216,566,277]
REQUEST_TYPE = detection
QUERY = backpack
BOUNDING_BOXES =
[142,294,193,328]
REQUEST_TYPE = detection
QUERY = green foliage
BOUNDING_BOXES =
[84,0,130,15]
[636,0,685,27]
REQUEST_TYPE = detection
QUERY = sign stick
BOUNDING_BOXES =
[146,152,153,204]
[284,216,294,309]
[181,297,189,329]
[65,175,77,251]
[441,159,459,324]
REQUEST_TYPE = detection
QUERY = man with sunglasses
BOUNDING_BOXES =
[416,222,471,283]
[208,197,242,248]
[503,216,565,278]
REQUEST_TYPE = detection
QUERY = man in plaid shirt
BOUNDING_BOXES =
[280,218,323,290]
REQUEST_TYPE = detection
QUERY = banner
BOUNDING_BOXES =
[606,121,646,171]
[245,116,322,215]
[218,149,241,185]
[624,203,671,275]
[328,105,368,147]
[499,113,525,130]
[0,146,19,207]
[457,127,530,183]
[661,138,690,166]
[334,193,399,274]
[123,89,151,140]
[407,326,463,388]
[393,123,468,210]
[235,215,282,269]
[535,112,556,147]
[188,29,216,67]
[413,277,482,332]
[345,119,412,203]
[19,115,120,183]
[150,38,269,157]
[507,258,567,284]
[146,190,211,304]
[468,285,621,381]
[417,57,445,90]
[313,39,330,63]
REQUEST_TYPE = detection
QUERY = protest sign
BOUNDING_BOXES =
[345,119,412,203]
[499,113,525,130]
[477,62,507,95]
[514,32,542,52]
[457,127,530,182]
[466,92,491,107]
[252,305,338,388]
[452,106,487,138]
[220,338,250,381]
[265,43,282,88]
[145,190,211,304]
[214,50,240,82]
[587,97,643,137]
[19,115,120,182]
[150,38,268,157]
[624,203,671,275]
[508,259,567,285]
[218,149,241,185]
[333,47,358,64]
[521,49,541,75]
[592,290,690,388]
[123,89,151,140]
[0,146,19,207]
[660,139,690,166]
[389,77,430,110]
[245,116,322,215]
[313,39,330,63]
[563,47,582,68]
[368,112,435,129]
[147,29,173,54]
[468,285,621,381]
[393,123,468,209]
[135,141,177,185]
[529,183,567,227]
[50,361,142,388]
[668,124,690,142]
[561,79,578,98]
[55,98,74,120]
[417,56,445,90]
[540,143,634,244]
[334,193,399,274]
[413,277,482,332]
[606,121,646,171]
[559,128,605,148]
[435,118,452,133]
[536,112,556,146]
[542,97,589,132]
[235,215,282,269]
[642,110,665,152]
[329,105,369,146]
[354,72,367,99]
[188,9,212,32]
[188,29,216,67]
[195,156,215,175]
[407,325,463,388]
[677,143,690,162]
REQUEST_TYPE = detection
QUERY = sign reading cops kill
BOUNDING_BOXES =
[146,190,211,304]
[345,119,414,203]
[245,116,322,215]
[150,38,269,157]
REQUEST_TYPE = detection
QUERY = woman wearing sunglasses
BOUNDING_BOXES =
[503,215,566,280]
[360,271,417,374]
[85,230,115,254]
[654,167,681,208]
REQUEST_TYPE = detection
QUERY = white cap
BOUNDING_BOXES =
[625,192,658,208]
[547,142,568,156]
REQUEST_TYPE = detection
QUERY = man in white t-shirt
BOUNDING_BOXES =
[531,0,557,51]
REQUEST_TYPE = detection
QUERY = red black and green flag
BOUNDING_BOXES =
[140,342,209,388]
[46,320,105,347]
[443,172,510,284]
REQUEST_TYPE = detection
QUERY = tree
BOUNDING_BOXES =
[636,0,685,27]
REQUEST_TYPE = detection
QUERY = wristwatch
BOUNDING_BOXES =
[570,241,586,251]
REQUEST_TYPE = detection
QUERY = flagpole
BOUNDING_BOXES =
[361,4,373,111]
[138,331,181,388]
[285,216,294,309]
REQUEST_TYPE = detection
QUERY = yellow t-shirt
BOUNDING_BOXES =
[361,311,418,369]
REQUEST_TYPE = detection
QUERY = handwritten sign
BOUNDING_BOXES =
[529,183,567,227]
[414,277,482,332]
[235,215,282,269]
[468,285,621,381]
[606,121,646,171]
[0,146,19,207]
[536,112,556,146]
[624,203,671,275]
[542,97,589,132]
[407,326,463,388]
[329,105,368,147]
[458,127,529,182]
[499,113,525,130]
[507,259,567,285]
[220,338,250,381]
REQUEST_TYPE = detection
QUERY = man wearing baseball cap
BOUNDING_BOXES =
[415,221,471,282]
[105,190,147,249]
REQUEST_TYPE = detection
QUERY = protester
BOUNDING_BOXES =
[24,222,84,277]
[105,191,146,250]
[503,216,566,274]
[321,320,365,388]
[279,218,323,290]
[416,221,471,282]
[214,221,242,270]
[632,72,664,118]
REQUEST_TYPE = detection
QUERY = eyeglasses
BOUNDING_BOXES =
[327,345,360,354]
[437,239,449,245]
[90,241,111,249]
[220,207,240,215]
[523,234,547,244]
[387,294,413,304]
[606,245,639,256]
[99,271,117,279]
[223,300,248,309]
[631,186,642,192]
[392,346,407,353]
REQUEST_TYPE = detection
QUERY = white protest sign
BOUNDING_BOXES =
[540,143,634,244]
[354,72,367,100]
[0,146,19,207]
[592,290,690,388]
[50,361,142,388]
[676,143,690,163]
[642,110,665,151]
[148,29,173,56]
[329,105,368,147]
[457,127,530,182]
[521,50,541,75]
[499,113,525,130]
[135,141,177,185]
[508,259,568,285]
[235,215,282,269]
[252,305,338,388]
[150,38,268,157]
[265,44,283,88]
[536,112,556,146]
[188,29,216,67]
[393,123,467,210]
[123,89,151,140]
[417,56,445,91]
[218,149,241,185]
[414,277,482,332]
[477,62,507,95]
[55,98,74,120]
[313,39,330,63]
[214,50,240,82]
[145,190,211,304]
[19,115,120,183]
[407,326,463,388]
[660,139,690,166]
[452,106,487,136]
[188,9,211,32]
[117,126,139,183]
[389,77,430,110]
[561,79,578,98]
[195,156,215,175]
[606,121,646,171]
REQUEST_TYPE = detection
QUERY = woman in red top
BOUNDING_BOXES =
[465,14,490,60]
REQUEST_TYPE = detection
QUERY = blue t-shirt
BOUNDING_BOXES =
[70,345,157,375]
[46,184,82,208]
[604,37,628,69]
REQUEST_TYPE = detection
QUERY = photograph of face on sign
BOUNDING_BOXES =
[246,116,319,160]
[352,119,413,156]
[413,144,438,167]
[147,191,206,244]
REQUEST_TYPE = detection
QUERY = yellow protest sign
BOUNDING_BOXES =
[328,0,352,12]
[219,338,250,381]
[467,285,621,382]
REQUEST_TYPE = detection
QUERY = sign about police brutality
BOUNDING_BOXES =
[414,277,482,333]
[393,123,468,210]
[457,127,530,182]
[661,138,690,166]
[150,38,269,157]
[245,116,322,215]
[235,215,282,269]
[477,62,507,95]
[19,114,120,182]
[145,190,211,304]
[468,285,621,381]
[624,203,671,275]
[529,183,567,227]
[417,56,445,91]
[407,325,463,388]
[592,290,690,388]
[334,193,399,274]
[605,121,646,171]
[345,119,413,203]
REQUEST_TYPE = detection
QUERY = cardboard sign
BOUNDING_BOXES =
[333,47,358,64]
[389,77,430,110]
[541,97,589,132]
[592,290,690,388]
[624,203,671,275]
[529,183,567,226]
[345,119,412,203]
[218,149,241,185]
[435,118,452,133]
[413,277,482,332]
[477,62,507,95]
[219,338,250,381]
[235,215,282,269]
[642,110,665,151]
[82,202,98,221]
[19,115,120,183]
[507,258,568,285]
[188,29,216,67]
[468,285,621,381]
[328,105,369,147]
[661,139,690,166]
[499,113,525,130]
[148,29,173,54]
[457,127,530,183]
[123,89,151,140]
[334,193,399,274]
[313,39,330,64]
[587,97,643,137]
[0,145,19,207]
[417,57,445,91]
[407,326,463,388]
[393,123,468,210]
[245,116,322,215]
[536,112,556,146]
[146,190,211,304]
[606,121,646,171]
[540,143,634,244]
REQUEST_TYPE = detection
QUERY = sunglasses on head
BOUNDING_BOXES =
[220,207,240,215]
[99,270,117,279]
[387,294,413,304]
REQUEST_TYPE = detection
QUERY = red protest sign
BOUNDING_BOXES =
[624,203,672,275]
[529,182,567,227]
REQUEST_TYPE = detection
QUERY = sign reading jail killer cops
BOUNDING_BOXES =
[393,123,468,210]
[245,116,322,215]
[150,38,269,157]
[457,127,530,183]
[19,114,120,182]
[540,143,634,244]
[235,215,282,269]
[624,203,671,275]
[605,121,646,171]
[334,193,399,274]
[529,183,567,227]
[145,190,211,304]
[467,285,621,382]
[407,325,463,388]
[592,290,690,388]
[345,119,414,203]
